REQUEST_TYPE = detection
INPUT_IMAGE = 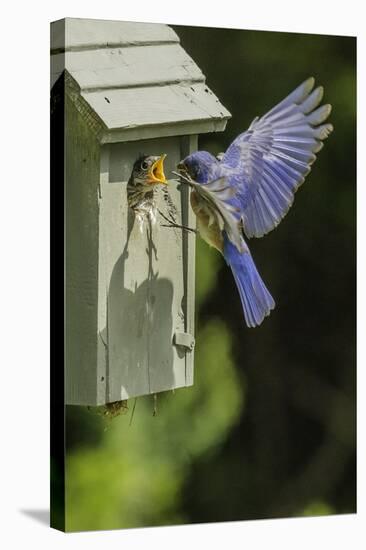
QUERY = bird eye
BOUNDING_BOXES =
[141,160,149,170]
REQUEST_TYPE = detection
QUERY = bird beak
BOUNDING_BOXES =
[177,161,191,181]
[147,154,167,185]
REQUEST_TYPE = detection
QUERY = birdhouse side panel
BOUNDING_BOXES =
[65,95,100,405]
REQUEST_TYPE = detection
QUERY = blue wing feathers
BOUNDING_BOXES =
[272,143,316,163]
[301,86,324,113]
[306,104,332,125]
[261,173,293,217]
[264,77,315,118]
[220,78,333,238]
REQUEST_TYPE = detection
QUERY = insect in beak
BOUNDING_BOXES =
[147,154,168,184]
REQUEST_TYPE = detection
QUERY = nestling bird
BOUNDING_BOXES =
[127,154,167,226]
[177,78,333,328]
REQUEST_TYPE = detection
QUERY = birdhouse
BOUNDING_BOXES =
[51,17,231,406]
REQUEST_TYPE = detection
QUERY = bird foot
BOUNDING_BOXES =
[172,170,195,186]
[158,208,197,234]
[160,223,197,234]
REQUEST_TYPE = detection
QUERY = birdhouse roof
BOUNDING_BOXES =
[51,18,231,143]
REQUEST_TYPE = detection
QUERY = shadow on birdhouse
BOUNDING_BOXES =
[51,18,231,407]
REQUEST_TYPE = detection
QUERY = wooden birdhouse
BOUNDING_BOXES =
[51,17,231,406]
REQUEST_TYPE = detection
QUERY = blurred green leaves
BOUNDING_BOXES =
[302,500,334,517]
[65,166,244,531]
[65,25,356,530]
[66,320,243,531]
[195,237,223,305]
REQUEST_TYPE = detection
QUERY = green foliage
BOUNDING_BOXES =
[302,501,334,517]
[66,320,243,531]
[195,237,223,306]
[65,26,356,529]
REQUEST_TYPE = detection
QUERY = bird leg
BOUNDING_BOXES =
[160,222,197,234]
[159,170,197,233]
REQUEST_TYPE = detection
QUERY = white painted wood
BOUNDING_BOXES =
[65,132,196,404]
[100,182,151,399]
[180,135,197,386]
[51,19,231,143]
[52,44,204,91]
[51,18,178,52]
[174,332,195,349]
[96,146,110,404]
[106,138,186,400]
[65,94,101,405]
[84,83,230,132]
[98,137,190,400]
[100,119,228,144]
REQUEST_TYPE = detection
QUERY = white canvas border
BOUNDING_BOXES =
[0,1,362,549]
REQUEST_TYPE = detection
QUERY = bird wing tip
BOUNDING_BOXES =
[305,76,315,91]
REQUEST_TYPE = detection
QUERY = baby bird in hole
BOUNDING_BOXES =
[127,154,167,228]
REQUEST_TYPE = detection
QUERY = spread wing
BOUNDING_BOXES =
[221,77,333,238]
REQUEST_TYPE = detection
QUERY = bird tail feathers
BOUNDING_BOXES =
[225,238,275,327]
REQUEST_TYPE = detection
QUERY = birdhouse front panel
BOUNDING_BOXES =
[97,137,196,403]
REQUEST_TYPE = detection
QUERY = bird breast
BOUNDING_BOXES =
[190,190,224,253]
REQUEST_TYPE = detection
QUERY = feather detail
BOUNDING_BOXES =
[177,171,245,253]
[223,235,275,327]
[221,78,333,238]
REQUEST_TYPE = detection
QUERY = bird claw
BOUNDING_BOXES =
[157,208,196,234]
[172,170,195,186]
[160,223,197,234]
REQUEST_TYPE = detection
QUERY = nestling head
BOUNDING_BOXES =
[131,154,167,187]
[177,151,218,183]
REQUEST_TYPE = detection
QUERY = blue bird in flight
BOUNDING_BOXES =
[177,78,333,328]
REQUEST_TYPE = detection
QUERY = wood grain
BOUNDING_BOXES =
[52,44,204,90]
[51,18,178,53]
[84,83,230,132]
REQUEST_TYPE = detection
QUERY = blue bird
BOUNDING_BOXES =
[177,78,333,328]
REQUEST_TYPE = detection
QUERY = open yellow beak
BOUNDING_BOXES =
[147,154,167,185]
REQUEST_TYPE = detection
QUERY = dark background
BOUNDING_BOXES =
[65,26,356,530]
